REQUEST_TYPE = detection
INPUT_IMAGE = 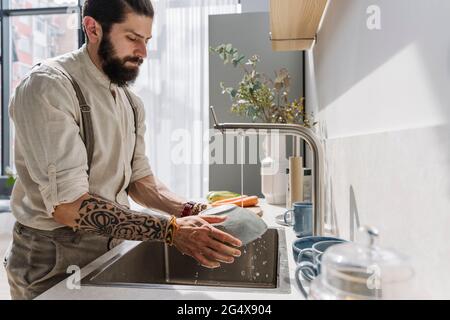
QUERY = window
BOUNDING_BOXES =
[10,0,79,10]
[11,14,79,92]
[18,15,31,25]
[16,36,32,54]
[1,0,83,196]
[36,16,45,33]
[34,43,46,59]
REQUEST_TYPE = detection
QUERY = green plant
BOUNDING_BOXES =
[5,167,16,188]
[210,44,317,128]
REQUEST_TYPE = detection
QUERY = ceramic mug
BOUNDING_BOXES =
[296,253,323,282]
[297,240,344,265]
[295,240,346,298]
[284,202,313,237]
[292,236,345,263]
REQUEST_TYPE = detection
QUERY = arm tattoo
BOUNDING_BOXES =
[74,194,171,242]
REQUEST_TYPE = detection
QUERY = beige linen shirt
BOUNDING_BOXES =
[9,45,180,231]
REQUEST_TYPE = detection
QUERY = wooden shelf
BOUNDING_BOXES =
[270,0,328,51]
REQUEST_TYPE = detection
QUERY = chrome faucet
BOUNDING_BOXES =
[210,106,325,236]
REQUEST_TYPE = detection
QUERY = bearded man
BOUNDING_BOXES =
[5,0,241,300]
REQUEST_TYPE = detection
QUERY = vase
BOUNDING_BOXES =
[261,133,289,205]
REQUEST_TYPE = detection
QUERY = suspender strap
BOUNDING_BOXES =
[122,87,139,168]
[33,62,138,179]
[45,63,95,177]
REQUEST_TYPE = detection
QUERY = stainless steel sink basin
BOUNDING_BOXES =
[81,228,290,294]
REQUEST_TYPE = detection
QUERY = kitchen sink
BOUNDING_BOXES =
[81,228,291,294]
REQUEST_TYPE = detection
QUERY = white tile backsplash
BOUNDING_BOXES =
[306,0,450,298]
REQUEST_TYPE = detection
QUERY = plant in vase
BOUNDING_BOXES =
[209,43,316,127]
[210,44,317,204]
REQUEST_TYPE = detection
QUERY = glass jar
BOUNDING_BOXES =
[307,226,415,300]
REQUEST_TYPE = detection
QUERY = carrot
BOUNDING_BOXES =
[211,195,248,205]
[212,196,259,207]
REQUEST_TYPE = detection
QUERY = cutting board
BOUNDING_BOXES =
[245,206,263,217]
[203,204,263,218]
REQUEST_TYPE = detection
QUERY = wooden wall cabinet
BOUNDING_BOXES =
[270,0,328,51]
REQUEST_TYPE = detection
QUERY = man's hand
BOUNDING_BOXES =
[173,215,242,269]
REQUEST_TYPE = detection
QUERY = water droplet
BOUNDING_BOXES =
[241,271,246,276]
[256,272,260,277]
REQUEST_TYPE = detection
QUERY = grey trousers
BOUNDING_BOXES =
[4,222,118,300]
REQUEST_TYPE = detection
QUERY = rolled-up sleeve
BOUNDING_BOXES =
[10,69,89,216]
[128,93,153,183]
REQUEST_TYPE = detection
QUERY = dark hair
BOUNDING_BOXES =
[82,0,154,36]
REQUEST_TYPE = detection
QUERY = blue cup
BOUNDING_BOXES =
[292,236,345,263]
[296,253,323,282]
[294,238,347,298]
[296,240,344,280]
[297,240,345,265]
[284,202,313,238]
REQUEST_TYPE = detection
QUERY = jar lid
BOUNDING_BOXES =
[319,226,414,299]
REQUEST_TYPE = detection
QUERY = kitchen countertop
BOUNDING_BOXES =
[37,200,304,300]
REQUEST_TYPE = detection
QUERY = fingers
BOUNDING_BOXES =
[200,215,227,224]
[193,225,242,257]
[173,220,243,269]
[179,216,239,248]
[192,251,220,269]
[174,241,221,268]
[208,226,243,248]
[207,237,242,258]
[201,247,235,264]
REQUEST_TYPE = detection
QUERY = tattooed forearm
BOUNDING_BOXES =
[73,194,171,242]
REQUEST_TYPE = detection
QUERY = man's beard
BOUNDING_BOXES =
[98,34,144,87]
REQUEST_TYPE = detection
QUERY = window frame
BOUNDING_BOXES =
[0,0,85,198]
